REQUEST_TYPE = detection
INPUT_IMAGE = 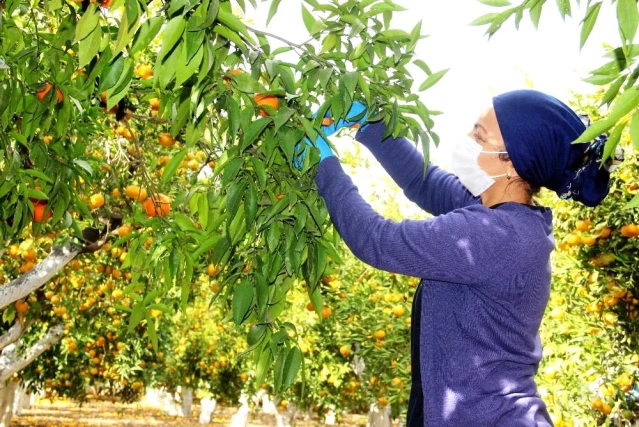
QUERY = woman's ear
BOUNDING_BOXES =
[508,164,519,179]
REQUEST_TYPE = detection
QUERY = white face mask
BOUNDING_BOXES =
[451,137,508,197]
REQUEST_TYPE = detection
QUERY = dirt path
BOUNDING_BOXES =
[10,400,371,426]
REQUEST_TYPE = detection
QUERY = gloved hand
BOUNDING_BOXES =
[320,101,369,137]
[293,134,333,170]
[293,101,369,170]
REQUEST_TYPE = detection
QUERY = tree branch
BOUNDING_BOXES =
[244,25,336,70]
[0,320,34,353]
[0,242,82,310]
[128,113,170,125]
[0,324,64,382]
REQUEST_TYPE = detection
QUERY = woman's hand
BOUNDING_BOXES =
[293,102,369,170]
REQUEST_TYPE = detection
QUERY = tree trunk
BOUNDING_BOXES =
[230,393,250,427]
[12,382,29,415]
[0,320,33,353]
[198,396,216,424]
[0,380,18,427]
[0,242,82,310]
[181,387,193,417]
[0,324,65,383]
[367,403,392,427]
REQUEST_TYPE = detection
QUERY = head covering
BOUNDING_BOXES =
[492,89,614,207]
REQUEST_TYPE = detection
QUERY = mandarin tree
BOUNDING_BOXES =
[0,0,443,413]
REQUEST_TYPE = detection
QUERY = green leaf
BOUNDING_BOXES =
[572,119,613,144]
[247,324,267,347]
[477,0,511,6]
[529,1,544,29]
[556,0,571,19]
[282,346,302,388]
[601,75,627,106]
[418,68,449,91]
[267,222,281,252]
[630,111,639,152]
[78,25,102,69]
[227,96,241,142]
[162,149,188,184]
[470,13,500,26]
[413,59,432,75]
[378,29,412,41]
[232,279,254,325]
[227,179,247,224]
[342,72,359,99]
[158,16,186,62]
[251,158,267,188]
[254,274,268,318]
[198,193,209,230]
[217,9,252,41]
[176,43,204,87]
[242,118,271,151]
[608,87,639,124]
[245,184,258,229]
[229,72,267,94]
[114,0,140,55]
[74,4,99,42]
[625,193,639,209]
[320,33,338,53]
[602,123,624,163]
[301,5,317,34]
[146,312,159,351]
[266,0,282,26]
[273,346,288,393]
[128,302,146,333]
[358,75,370,106]
[618,0,639,46]
[580,2,602,49]
[255,347,272,386]
[213,24,247,49]
[131,17,164,55]
[307,283,323,314]
[222,158,243,186]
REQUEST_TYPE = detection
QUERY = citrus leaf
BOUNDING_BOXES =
[131,17,164,55]
[419,68,449,92]
[232,279,254,325]
[266,0,282,26]
[572,119,614,144]
[158,16,186,62]
[618,0,639,45]
[580,2,602,49]
[245,183,258,229]
[74,3,99,42]
[282,346,302,388]
[78,25,102,69]
[470,12,500,26]
[162,148,188,184]
[242,117,271,151]
[608,86,639,124]
[477,0,511,6]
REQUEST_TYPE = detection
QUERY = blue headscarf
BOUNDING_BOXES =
[493,89,615,207]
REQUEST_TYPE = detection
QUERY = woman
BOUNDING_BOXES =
[300,90,619,426]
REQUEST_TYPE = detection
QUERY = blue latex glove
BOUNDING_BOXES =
[293,102,369,170]
[293,134,333,170]
[320,101,369,137]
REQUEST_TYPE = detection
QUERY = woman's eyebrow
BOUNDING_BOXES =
[474,123,488,134]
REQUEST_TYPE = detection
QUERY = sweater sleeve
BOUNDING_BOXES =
[315,157,515,284]
[355,121,480,216]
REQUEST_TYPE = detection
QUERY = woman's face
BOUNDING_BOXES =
[467,107,509,177]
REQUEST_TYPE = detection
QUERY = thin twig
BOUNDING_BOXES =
[29,7,41,57]
[244,24,337,70]
[128,113,170,125]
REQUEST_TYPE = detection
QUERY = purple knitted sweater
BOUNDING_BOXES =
[314,121,555,426]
